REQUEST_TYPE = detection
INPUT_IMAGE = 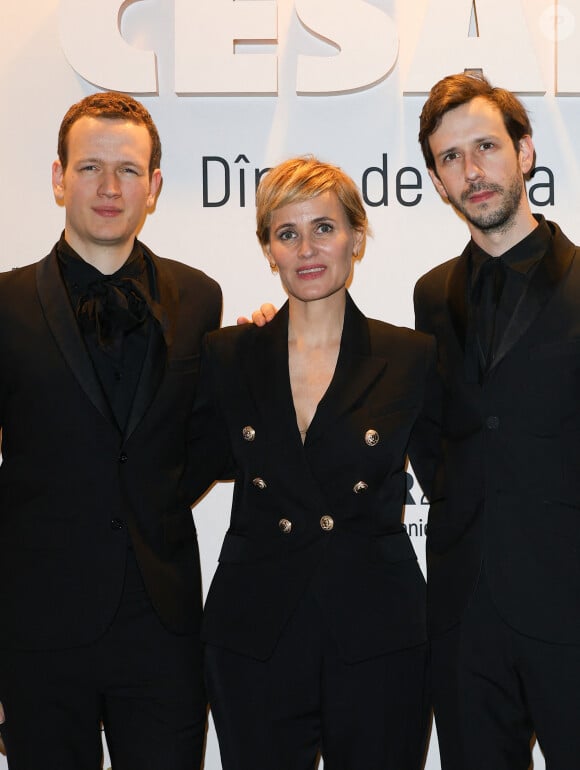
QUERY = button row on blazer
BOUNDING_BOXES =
[119,452,128,463]
[277,516,335,533]
[244,425,379,447]
[486,416,500,430]
[242,425,256,441]
[320,515,334,531]
[365,429,380,446]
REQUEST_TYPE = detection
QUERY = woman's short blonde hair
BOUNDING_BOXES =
[256,156,368,249]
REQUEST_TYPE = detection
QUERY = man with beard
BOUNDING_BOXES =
[410,72,580,769]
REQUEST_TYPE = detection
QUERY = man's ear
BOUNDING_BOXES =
[52,160,65,202]
[147,168,162,207]
[428,168,449,202]
[518,135,535,177]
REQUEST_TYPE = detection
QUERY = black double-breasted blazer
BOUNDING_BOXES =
[0,242,221,650]
[188,293,436,662]
[411,218,580,643]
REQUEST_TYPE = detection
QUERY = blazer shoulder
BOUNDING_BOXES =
[367,317,436,362]
[205,321,257,351]
[548,218,578,252]
[0,258,43,298]
[146,250,223,330]
[153,253,222,294]
[413,255,462,320]
[414,255,460,294]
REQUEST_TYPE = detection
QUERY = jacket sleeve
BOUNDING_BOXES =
[408,280,443,501]
[185,332,235,506]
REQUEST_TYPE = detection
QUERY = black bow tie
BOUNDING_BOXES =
[76,273,152,356]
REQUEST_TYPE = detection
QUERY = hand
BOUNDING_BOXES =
[236,303,278,327]
[0,701,5,756]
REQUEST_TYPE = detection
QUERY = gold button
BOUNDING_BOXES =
[252,477,267,490]
[320,515,334,531]
[242,425,256,441]
[279,518,292,534]
[365,429,379,446]
[353,480,368,494]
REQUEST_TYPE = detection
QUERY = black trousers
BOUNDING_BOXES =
[432,570,580,770]
[0,551,206,770]
[205,591,430,770]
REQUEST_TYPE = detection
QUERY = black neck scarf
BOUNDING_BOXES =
[57,237,166,359]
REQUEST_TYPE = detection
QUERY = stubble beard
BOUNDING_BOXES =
[450,175,525,235]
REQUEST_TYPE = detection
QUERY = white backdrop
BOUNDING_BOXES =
[4,0,580,767]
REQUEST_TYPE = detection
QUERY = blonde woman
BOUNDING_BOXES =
[189,157,436,770]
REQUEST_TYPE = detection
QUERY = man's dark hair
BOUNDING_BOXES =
[419,73,533,173]
[58,91,161,175]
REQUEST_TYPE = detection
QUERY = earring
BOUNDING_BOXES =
[270,262,278,274]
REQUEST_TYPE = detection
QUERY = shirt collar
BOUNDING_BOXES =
[56,234,147,295]
[470,214,551,288]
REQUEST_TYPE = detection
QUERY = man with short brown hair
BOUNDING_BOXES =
[411,72,580,769]
[0,92,221,769]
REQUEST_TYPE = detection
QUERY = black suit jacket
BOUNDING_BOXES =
[189,293,436,662]
[0,242,222,650]
[411,218,580,643]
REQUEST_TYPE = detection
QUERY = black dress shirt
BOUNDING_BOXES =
[57,236,157,431]
[469,215,552,377]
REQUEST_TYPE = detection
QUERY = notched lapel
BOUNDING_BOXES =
[124,324,166,440]
[240,295,388,447]
[490,227,575,372]
[124,251,175,439]
[36,251,116,427]
[240,304,298,441]
[307,355,387,445]
[148,248,178,349]
[446,245,470,353]
[306,294,387,444]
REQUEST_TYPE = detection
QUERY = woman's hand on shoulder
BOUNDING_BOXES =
[237,303,278,327]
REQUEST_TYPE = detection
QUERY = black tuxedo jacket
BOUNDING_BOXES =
[411,218,580,643]
[0,242,221,650]
[188,293,435,662]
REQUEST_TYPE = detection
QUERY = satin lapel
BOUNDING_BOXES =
[306,294,387,445]
[144,245,178,349]
[36,250,116,426]
[490,227,576,372]
[240,302,299,440]
[446,244,471,353]
[124,252,174,440]
[124,324,166,440]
